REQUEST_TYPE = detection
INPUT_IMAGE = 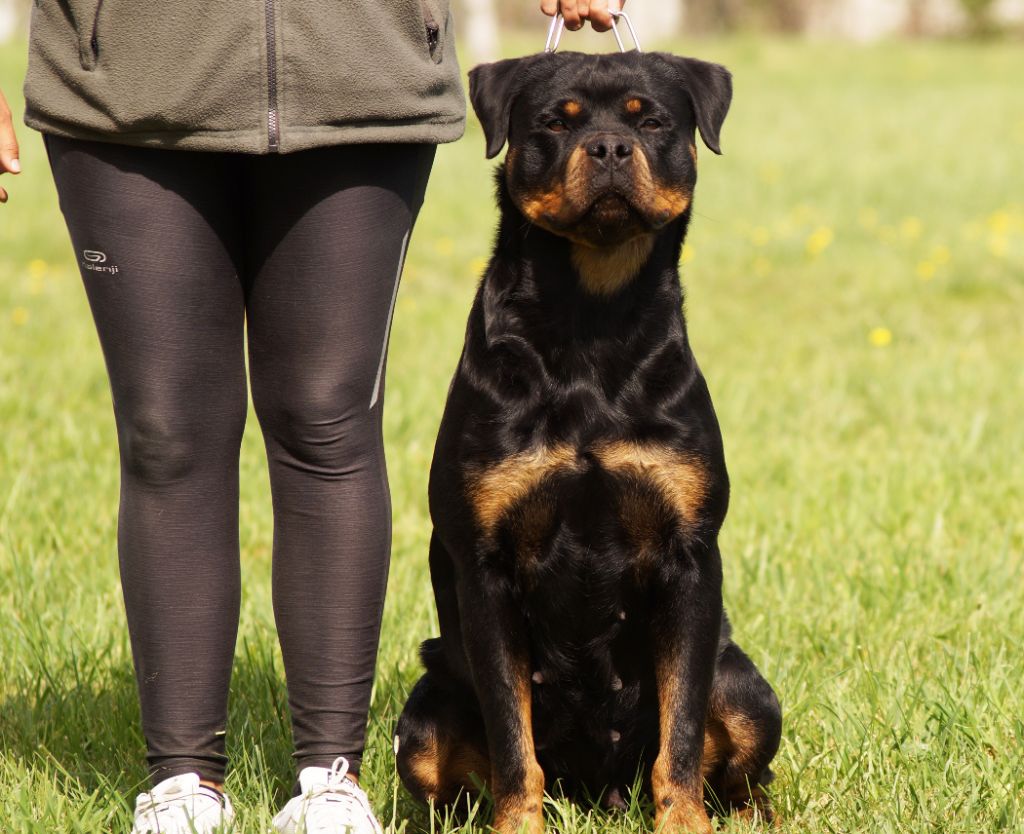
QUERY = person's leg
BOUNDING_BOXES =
[44,135,248,786]
[242,142,435,778]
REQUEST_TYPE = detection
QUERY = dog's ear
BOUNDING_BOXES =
[469,56,540,159]
[656,55,733,155]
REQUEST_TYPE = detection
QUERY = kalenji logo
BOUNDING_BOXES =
[82,249,120,275]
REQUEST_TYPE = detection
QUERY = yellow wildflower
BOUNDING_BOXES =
[869,327,892,348]
[988,236,1009,258]
[434,237,454,256]
[28,259,48,279]
[806,227,834,257]
[899,217,923,241]
[931,245,951,265]
[680,244,695,265]
[916,261,937,281]
[469,256,488,276]
[11,307,29,327]
[986,210,1011,235]
[750,226,771,247]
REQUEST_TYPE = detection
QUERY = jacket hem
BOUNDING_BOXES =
[23,109,466,154]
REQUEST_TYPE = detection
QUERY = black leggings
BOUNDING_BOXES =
[44,134,435,784]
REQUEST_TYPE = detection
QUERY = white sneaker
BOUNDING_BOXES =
[131,773,234,833]
[272,757,383,834]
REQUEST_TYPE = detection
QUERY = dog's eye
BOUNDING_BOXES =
[640,118,663,130]
[547,119,568,133]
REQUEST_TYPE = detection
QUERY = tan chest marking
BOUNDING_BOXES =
[571,235,655,296]
[466,443,580,537]
[467,441,706,538]
[592,440,707,526]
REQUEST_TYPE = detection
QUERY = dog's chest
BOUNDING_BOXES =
[464,438,708,569]
[462,437,705,785]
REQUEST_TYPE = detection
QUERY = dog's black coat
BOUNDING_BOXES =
[396,51,782,833]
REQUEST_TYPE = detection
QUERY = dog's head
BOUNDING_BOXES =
[469,51,732,250]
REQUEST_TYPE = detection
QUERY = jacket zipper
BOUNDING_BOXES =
[264,0,280,151]
[89,0,105,60]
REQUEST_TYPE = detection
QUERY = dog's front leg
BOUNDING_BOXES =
[456,569,544,834]
[650,549,724,834]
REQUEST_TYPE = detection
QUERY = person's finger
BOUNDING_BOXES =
[560,0,582,31]
[0,93,21,179]
[0,185,8,204]
[540,0,558,17]
[0,138,20,175]
[577,0,592,27]
[588,0,613,32]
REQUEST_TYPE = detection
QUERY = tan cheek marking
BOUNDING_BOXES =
[626,98,643,113]
[518,146,590,234]
[652,187,692,218]
[632,146,692,224]
[466,444,579,537]
[563,100,582,116]
[593,441,707,525]
[562,144,590,209]
[520,185,566,224]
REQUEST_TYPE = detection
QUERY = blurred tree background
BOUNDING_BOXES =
[443,0,1024,61]
[1,0,1022,55]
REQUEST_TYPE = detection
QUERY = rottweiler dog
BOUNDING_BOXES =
[395,50,782,834]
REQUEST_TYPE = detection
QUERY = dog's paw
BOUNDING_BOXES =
[654,799,714,834]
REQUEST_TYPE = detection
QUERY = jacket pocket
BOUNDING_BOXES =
[72,0,104,70]
[420,0,444,64]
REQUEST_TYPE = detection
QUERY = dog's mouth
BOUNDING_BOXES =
[588,190,634,220]
[572,188,652,245]
[512,175,687,248]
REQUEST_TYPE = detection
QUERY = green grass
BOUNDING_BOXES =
[2,33,1023,834]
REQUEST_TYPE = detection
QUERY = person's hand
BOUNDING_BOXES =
[0,87,21,205]
[540,0,626,34]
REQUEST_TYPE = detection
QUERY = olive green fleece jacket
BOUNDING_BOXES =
[22,0,465,153]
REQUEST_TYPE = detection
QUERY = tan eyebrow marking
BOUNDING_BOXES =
[625,98,643,113]
[563,100,582,116]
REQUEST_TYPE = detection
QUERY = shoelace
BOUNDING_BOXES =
[300,757,375,834]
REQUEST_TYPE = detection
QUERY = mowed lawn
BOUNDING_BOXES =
[1,33,1023,834]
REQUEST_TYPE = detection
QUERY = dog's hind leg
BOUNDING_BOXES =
[702,638,782,823]
[395,660,491,807]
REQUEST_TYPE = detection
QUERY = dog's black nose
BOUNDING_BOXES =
[585,134,633,163]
